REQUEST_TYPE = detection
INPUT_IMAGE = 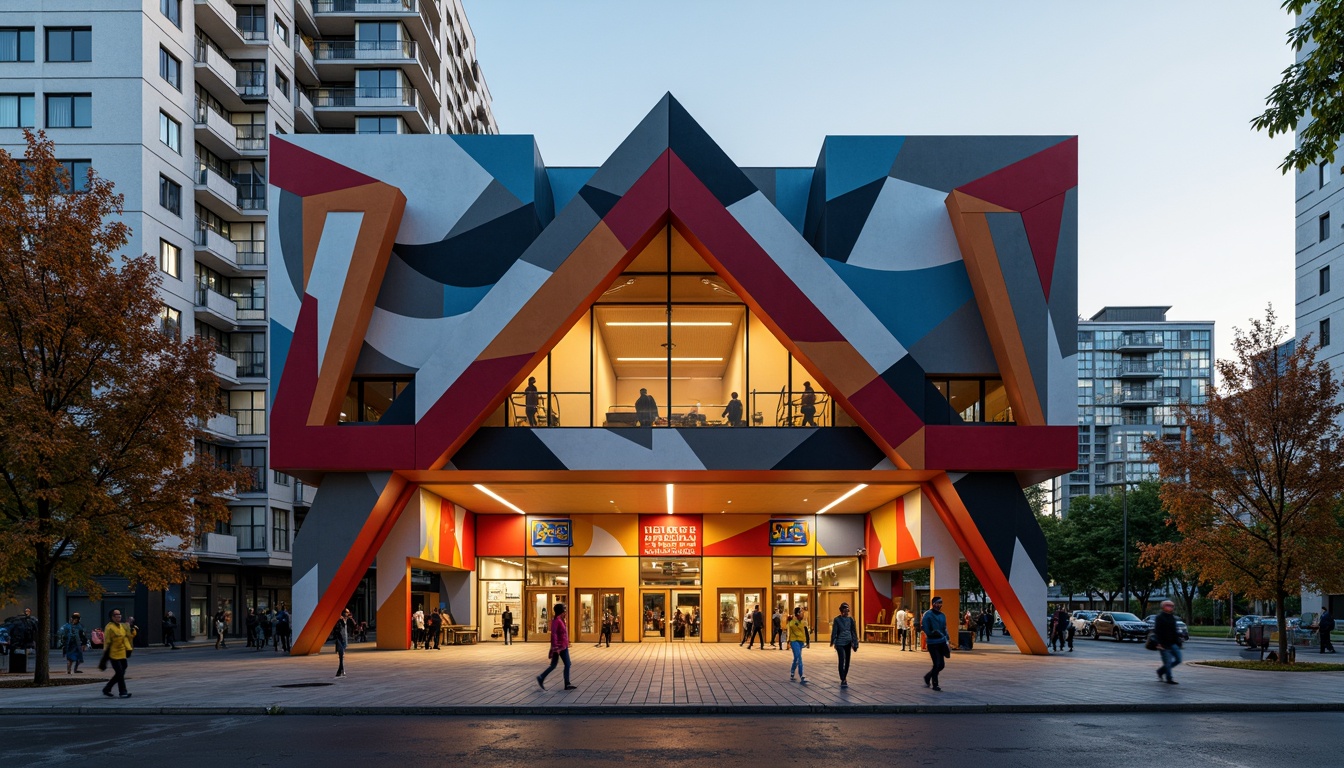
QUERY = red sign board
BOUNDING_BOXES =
[639,514,702,556]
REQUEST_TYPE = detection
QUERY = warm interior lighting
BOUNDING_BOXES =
[817,484,868,514]
[616,357,724,362]
[473,483,525,514]
[666,483,674,515]
[606,321,733,327]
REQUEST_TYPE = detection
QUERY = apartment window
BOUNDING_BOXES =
[159,239,181,278]
[231,111,266,151]
[159,111,181,153]
[45,94,91,128]
[1322,161,1333,188]
[236,60,266,97]
[159,47,181,90]
[230,331,266,377]
[356,116,404,134]
[272,471,291,487]
[1322,266,1331,296]
[56,160,91,192]
[232,507,266,551]
[0,28,35,62]
[229,390,266,435]
[275,68,290,99]
[161,0,182,29]
[1322,318,1332,349]
[274,17,289,46]
[231,277,266,321]
[0,94,34,128]
[237,447,266,493]
[1322,212,1332,243]
[159,305,181,340]
[45,27,91,62]
[196,321,227,353]
[159,175,181,216]
[272,508,290,553]
[236,6,266,41]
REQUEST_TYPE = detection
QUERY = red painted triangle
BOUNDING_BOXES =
[1020,193,1066,300]
[270,136,380,197]
[957,138,1077,213]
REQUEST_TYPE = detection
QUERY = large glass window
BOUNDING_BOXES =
[160,0,182,29]
[229,390,266,435]
[159,175,181,216]
[526,557,568,587]
[230,332,265,377]
[272,509,290,552]
[160,306,181,340]
[339,378,411,423]
[926,377,1014,425]
[232,506,265,551]
[231,111,266,151]
[639,558,701,586]
[236,60,266,97]
[230,277,265,320]
[45,27,91,62]
[236,6,267,40]
[0,28,35,62]
[236,446,265,492]
[46,94,91,128]
[355,115,404,134]
[0,94,34,128]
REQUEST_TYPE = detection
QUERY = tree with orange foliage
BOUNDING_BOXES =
[0,131,236,684]
[1143,307,1344,662]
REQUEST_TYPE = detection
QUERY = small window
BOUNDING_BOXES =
[161,0,182,29]
[159,175,181,216]
[159,305,181,339]
[45,93,92,128]
[45,27,91,62]
[1322,161,1333,188]
[159,47,181,90]
[1322,266,1331,296]
[237,6,267,41]
[0,94,34,128]
[356,115,403,134]
[1321,212,1332,243]
[1322,318,1332,349]
[0,28,35,62]
[159,111,181,153]
[275,68,290,99]
[272,508,290,552]
[56,160,91,193]
[160,239,181,278]
[274,16,289,47]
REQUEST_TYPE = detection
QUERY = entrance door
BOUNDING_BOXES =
[527,588,568,642]
[641,590,668,641]
[818,590,857,642]
[671,590,701,642]
[776,589,814,635]
[717,588,765,643]
[575,589,623,644]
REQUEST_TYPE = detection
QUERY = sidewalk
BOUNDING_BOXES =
[2,635,1341,715]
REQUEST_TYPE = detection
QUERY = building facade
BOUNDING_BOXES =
[270,95,1079,656]
[1052,306,1213,517]
[0,0,496,641]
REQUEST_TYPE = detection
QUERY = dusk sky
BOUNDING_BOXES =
[464,1,1297,362]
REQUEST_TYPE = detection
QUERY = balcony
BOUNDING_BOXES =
[1117,331,1164,351]
[212,350,239,386]
[236,70,267,101]
[234,239,266,270]
[1118,360,1163,379]
[309,85,437,133]
[194,284,238,327]
[193,43,245,111]
[230,350,266,379]
[197,531,239,559]
[194,0,247,52]
[295,0,319,37]
[200,412,239,441]
[1118,388,1161,407]
[295,88,319,132]
[313,38,417,64]
[196,222,238,271]
[194,165,241,217]
[295,39,319,85]
[313,1,437,69]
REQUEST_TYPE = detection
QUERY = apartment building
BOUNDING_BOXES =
[1051,306,1213,517]
[0,0,496,641]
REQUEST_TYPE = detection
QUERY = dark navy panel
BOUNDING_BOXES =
[547,167,597,213]
[803,144,828,245]
[819,177,884,262]
[826,259,974,347]
[949,472,1023,577]
[585,93,671,197]
[279,190,305,304]
[742,168,776,203]
[533,142,555,225]
[518,195,602,273]
[667,97,759,208]
[353,340,418,377]
[678,426,814,470]
[374,252,448,318]
[448,428,570,471]
[774,168,814,235]
[907,299,998,375]
[986,212,1049,415]
[889,136,1069,193]
[578,184,622,219]
[447,179,524,239]
[769,428,889,471]
[1049,187,1078,357]
[393,205,542,287]
[877,354,931,421]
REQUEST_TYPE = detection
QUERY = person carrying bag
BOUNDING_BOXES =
[829,602,859,688]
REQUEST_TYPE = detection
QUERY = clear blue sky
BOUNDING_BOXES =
[463,1,1296,361]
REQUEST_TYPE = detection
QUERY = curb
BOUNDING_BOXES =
[3,702,1344,717]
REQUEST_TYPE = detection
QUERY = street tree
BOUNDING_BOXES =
[0,131,236,684]
[1144,307,1344,662]
[1253,1,1344,173]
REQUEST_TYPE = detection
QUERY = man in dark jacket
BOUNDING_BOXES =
[635,388,658,426]
[425,607,442,650]
[1318,607,1336,653]
[722,392,744,427]
[1154,600,1183,684]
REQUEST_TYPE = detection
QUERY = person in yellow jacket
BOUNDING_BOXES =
[786,606,811,684]
[100,609,137,699]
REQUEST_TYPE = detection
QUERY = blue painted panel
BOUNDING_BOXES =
[547,167,597,212]
[269,319,293,406]
[442,283,492,317]
[774,168,813,234]
[451,135,540,205]
[821,136,905,200]
[825,259,973,347]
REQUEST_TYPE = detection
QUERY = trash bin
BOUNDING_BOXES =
[958,630,974,650]
[7,649,27,673]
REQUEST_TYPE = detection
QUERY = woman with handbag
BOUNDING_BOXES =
[536,603,576,691]
[921,596,950,691]
[829,602,859,688]
[99,609,136,699]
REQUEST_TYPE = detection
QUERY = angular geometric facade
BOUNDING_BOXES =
[270,95,1077,655]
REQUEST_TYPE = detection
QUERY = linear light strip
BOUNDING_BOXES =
[605,322,734,327]
[473,483,525,515]
[817,483,868,515]
[666,483,674,515]
[616,357,724,362]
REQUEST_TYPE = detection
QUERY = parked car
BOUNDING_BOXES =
[1238,616,1311,646]
[1143,614,1190,642]
[1091,611,1150,642]
[1071,610,1099,637]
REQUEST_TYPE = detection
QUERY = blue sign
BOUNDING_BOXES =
[531,518,573,548]
[769,519,810,547]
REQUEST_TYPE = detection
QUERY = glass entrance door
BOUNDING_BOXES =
[575,589,623,644]
[671,590,701,641]
[641,590,667,641]
[717,589,765,643]
[818,590,857,642]
[775,590,814,637]
[527,588,568,642]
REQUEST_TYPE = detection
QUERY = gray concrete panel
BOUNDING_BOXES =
[584,94,671,197]
[446,179,525,239]
[907,299,999,374]
[889,137,1070,193]
[374,252,447,319]
[1048,187,1079,358]
[986,213,1049,413]
[518,194,602,273]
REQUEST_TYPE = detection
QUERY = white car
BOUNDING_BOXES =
[1071,610,1099,636]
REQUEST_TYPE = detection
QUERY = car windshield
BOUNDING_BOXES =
[1112,613,1142,622]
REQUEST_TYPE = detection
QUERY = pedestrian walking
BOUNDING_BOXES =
[260,609,273,650]
[1153,600,1183,684]
[896,606,909,650]
[536,603,576,691]
[411,608,425,649]
[333,608,354,678]
[161,611,178,649]
[274,605,291,653]
[597,609,613,647]
[426,606,442,650]
[921,596,950,691]
[1317,606,1336,653]
[829,602,859,688]
[58,613,87,674]
[99,609,136,699]
[245,607,258,648]
[906,610,918,652]
[771,607,784,650]
[501,605,514,645]
[746,604,765,649]
[213,609,229,649]
[1051,607,1069,651]
[787,606,811,683]
[739,607,753,646]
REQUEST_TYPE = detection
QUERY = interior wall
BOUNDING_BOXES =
[593,312,616,425]
[569,556,639,642]
[721,315,747,417]
[550,310,592,427]
[747,311,789,425]
[701,557,771,643]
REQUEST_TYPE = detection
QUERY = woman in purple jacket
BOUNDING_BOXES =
[536,604,577,691]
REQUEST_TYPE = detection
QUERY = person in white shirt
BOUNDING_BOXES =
[896,607,909,650]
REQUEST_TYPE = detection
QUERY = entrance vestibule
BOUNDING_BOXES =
[717,588,765,644]
[640,589,701,641]
[575,588,623,644]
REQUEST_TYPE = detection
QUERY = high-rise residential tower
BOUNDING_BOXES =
[0,0,496,639]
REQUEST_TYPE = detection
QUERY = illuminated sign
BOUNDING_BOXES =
[769,519,810,547]
[639,514,701,556]
[530,518,573,548]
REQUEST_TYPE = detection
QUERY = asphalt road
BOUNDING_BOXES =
[1,713,1334,766]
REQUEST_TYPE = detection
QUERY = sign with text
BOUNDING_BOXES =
[639,514,702,556]
[769,519,810,547]
[530,518,573,548]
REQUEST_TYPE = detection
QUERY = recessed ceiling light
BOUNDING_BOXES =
[606,321,733,327]
[616,357,724,362]
[666,483,674,515]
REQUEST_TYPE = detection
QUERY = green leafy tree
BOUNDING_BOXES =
[0,131,237,684]
[1253,1,1344,173]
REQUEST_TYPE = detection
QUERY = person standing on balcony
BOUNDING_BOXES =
[524,377,539,426]
[722,392,744,427]
[635,388,658,427]
[799,382,818,426]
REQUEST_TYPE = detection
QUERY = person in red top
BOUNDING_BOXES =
[536,603,576,691]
